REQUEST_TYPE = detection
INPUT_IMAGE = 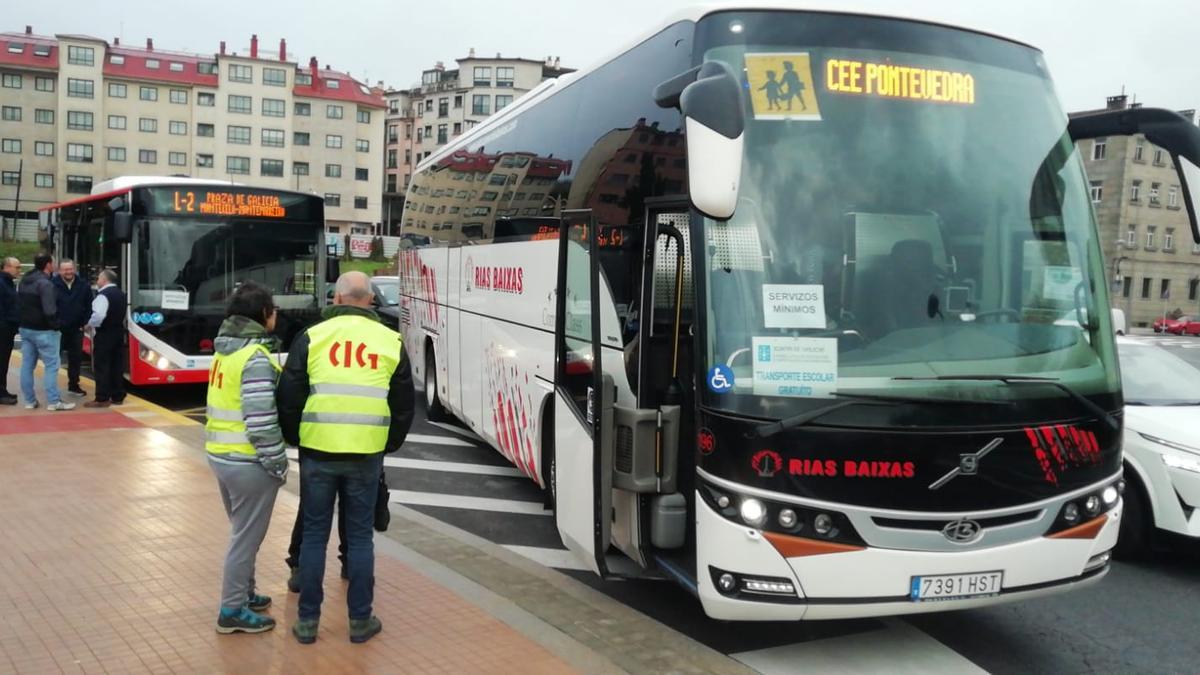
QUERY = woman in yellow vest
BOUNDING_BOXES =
[207,281,289,634]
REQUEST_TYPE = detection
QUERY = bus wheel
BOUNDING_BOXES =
[424,346,449,422]
[1114,470,1154,560]
[541,420,556,509]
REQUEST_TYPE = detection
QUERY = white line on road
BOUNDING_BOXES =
[425,421,488,443]
[390,490,551,516]
[502,545,589,571]
[387,457,524,477]
[406,433,477,447]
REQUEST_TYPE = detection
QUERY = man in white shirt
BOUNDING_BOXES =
[84,269,127,407]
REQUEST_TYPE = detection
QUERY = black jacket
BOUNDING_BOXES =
[0,271,17,325]
[52,275,92,330]
[18,270,59,330]
[277,304,415,458]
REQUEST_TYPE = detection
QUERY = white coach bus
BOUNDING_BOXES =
[397,5,1200,620]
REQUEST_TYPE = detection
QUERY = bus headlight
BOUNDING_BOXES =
[778,508,798,530]
[813,513,834,536]
[1101,486,1119,506]
[156,356,171,371]
[740,499,767,528]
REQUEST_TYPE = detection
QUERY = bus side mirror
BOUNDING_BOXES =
[326,256,340,283]
[655,61,745,221]
[112,212,133,244]
[1069,108,1200,242]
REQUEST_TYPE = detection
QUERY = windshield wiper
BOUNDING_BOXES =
[891,374,1120,431]
[748,391,1005,439]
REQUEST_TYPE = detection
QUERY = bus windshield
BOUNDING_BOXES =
[695,11,1118,420]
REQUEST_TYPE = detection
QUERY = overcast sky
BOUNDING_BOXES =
[14,0,1199,114]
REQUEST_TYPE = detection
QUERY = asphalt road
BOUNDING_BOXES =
[125,339,1200,673]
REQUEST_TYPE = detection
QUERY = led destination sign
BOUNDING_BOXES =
[139,186,321,221]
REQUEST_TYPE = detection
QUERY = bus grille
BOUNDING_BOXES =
[615,424,634,474]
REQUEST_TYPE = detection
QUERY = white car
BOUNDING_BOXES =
[1115,337,1200,556]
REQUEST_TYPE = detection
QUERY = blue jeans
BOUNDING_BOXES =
[298,454,383,621]
[19,328,62,405]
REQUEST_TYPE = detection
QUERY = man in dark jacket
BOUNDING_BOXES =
[84,269,127,407]
[53,259,92,396]
[18,254,74,411]
[0,256,19,405]
[277,271,414,645]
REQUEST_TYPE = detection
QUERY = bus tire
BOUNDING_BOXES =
[1114,468,1154,560]
[541,402,556,509]
[424,343,449,422]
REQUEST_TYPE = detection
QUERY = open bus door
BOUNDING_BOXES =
[553,210,614,576]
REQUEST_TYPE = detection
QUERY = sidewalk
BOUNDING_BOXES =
[0,360,572,674]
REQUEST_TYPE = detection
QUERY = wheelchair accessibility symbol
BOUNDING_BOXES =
[707,364,735,394]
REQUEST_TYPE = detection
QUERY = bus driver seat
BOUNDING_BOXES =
[883,239,945,332]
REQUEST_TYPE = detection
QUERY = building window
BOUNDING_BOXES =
[387,150,397,168]
[169,120,187,135]
[1126,226,1136,247]
[1,106,19,122]
[1146,226,1156,249]
[1130,180,1141,202]
[67,78,93,98]
[34,173,53,188]
[139,86,158,101]
[197,123,215,137]
[293,162,309,176]
[1090,137,1106,161]
[1153,148,1165,165]
[169,89,187,104]
[1161,278,1171,300]
[138,117,157,133]
[386,175,397,192]
[453,95,462,109]
[169,62,184,73]
[387,124,398,143]
[324,78,339,89]
[294,132,310,146]
[227,125,251,145]
[355,168,369,181]
[169,151,186,166]
[325,134,343,149]
[138,149,157,164]
[495,94,513,111]
[438,98,448,117]
[452,122,462,136]
[356,139,369,153]
[35,109,53,124]
[1191,279,1200,302]
[66,111,93,130]
[1121,276,1131,298]
[67,45,94,66]
[145,58,159,70]
[325,164,342,178]
[107,114,126,130]
[1088,181,1102,204]
[1165,229,1175,251]
[260,159,284,177]
[198,91,215,106]
[326,104,343,119]
[108,82,126,98]
[354,196,368,209]
[0,73,23,89]
[324,193,341,207]
[263,67,287,87]
[262,98,286,117]
[196,153,214,168]
[357,109,371,124]
[496,67,514,87]
[66,175,92,194]
[228,95,252,114]
[35,76,53,92]
[472,95,490,116]
[437,124,448,144]
[295,72,311,86]
[229,64,252,83]
[261,128,285,147]
[405,123,412,139]
[473,66,491,86]
[199,61,217,75]
[1141,277,1152,299]
[1133,138,1145,162]
[0,171,17,186]
[295,102,311,116]
[106,147,125,162]
[67,143,93,162]
[1149,182,1160,205]
[1169,186,1180,208]
[227,156,250,175]
[34,141,53,156]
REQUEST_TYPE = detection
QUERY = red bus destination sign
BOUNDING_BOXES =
[139,186,321,221]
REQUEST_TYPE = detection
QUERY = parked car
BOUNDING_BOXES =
[1166,317,1200,336]
[1153,315,1191,333]
[1114,337,1200,557]
[325,275,400,327]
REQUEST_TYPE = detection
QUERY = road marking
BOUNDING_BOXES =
[731,617,986,674]
[388,457,524,477]
[406,433,477,447]
[426,420,488,442]
[390,490,551,516]
[503,545,589,571]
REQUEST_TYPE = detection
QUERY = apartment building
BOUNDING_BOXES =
[1075,94,1198,328]
[0,26,385,235]
[382,51,573,233]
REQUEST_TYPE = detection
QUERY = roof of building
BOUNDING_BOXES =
[0,31,59,71]
[295,64,385,108]
[104,45,219,87]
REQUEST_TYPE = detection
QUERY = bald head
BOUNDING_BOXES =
[334,271,374,308]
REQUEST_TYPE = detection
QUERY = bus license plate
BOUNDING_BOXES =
[910,571,1003,602]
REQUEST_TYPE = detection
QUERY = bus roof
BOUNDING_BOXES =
[415,3,1036,174]
[39,176,320,211]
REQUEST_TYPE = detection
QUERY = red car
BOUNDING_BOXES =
[1154,316,1192,333]
[1169,318,1200,336]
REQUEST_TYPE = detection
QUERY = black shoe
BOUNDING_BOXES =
[288,566,300,593]
[341,565,349,580]
[67,386,86,397]
[0,394,16,406]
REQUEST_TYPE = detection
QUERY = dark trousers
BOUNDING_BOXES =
[60,327,83,389]
[298,454,382,621]
[92,330,126,403]
[287,492,346,569]
[0,322,15,396]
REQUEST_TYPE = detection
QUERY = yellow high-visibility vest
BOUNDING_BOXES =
[299,315,401,454]
[205,344,279,456]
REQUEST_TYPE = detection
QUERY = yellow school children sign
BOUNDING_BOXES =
[745,53,822,121]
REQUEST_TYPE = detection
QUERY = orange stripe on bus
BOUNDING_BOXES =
[1047,514,1108,539]
[763,532,865,558]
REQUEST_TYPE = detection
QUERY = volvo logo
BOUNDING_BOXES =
[929,438,1004,490]
[942,518,983,544]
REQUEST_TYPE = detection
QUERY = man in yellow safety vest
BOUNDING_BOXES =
[278,271,414,645]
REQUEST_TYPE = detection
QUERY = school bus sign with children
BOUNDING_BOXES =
[745,52,822,121]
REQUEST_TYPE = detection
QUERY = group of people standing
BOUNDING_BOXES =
[206,271,414,645]
[0,253,127,409]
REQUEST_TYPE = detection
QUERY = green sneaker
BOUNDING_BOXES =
[216,607,275,634]
[349,616,382,644]
[287,567,300,593]
[292,618,319,644]
[247,591,271,612]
